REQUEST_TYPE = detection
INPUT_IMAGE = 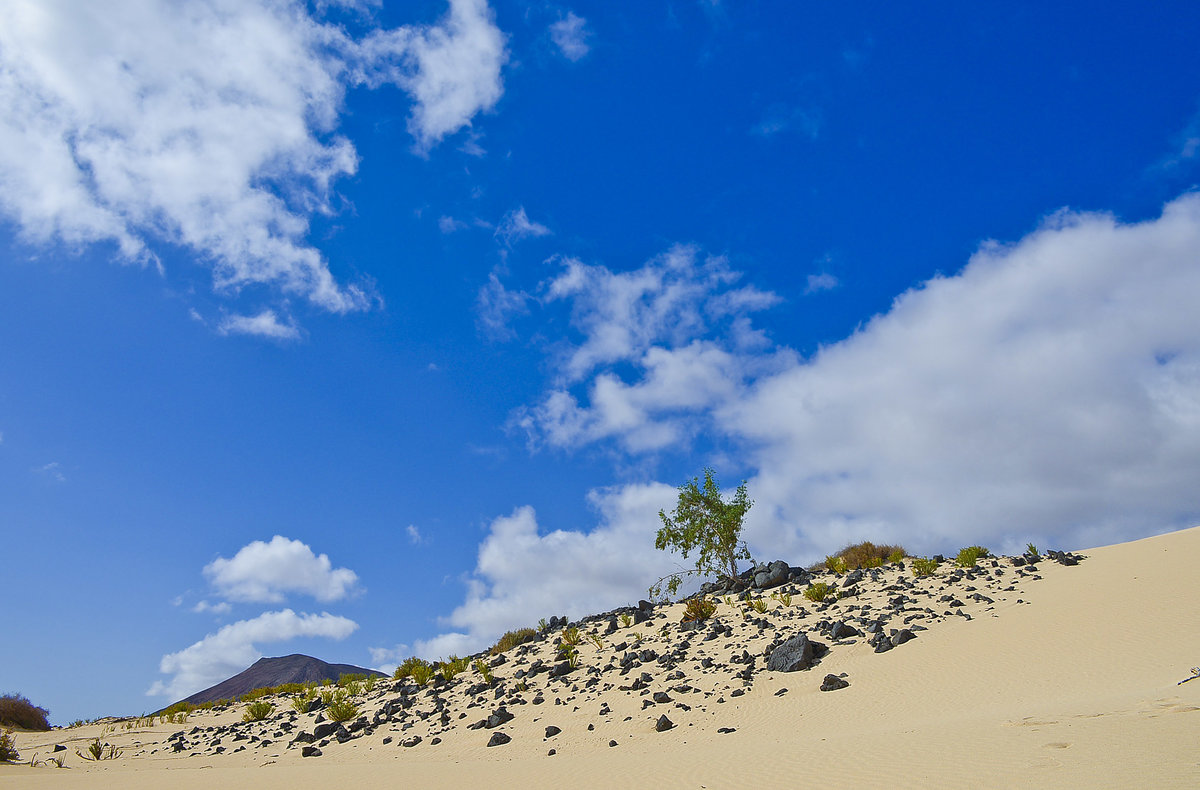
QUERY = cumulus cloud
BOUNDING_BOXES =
[804,272,839,293]
[217,310,301,341]
[192,600,232,615]
[509,245,787,449]
[0,0,505,316]
[148,609,357,699]
[494,206,551,246]
[413,483,679,658]
[550,12,590,62]
[424,193,1200,649]
[203,536,360,604]
[367,644,411,675]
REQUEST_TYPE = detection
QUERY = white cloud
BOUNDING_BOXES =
[438,215,468,233]
[451,192,1200,651]
[192,600,232,615]
[510,245,786,449]
[367,644,411,675]
[0,0,505,316]
[476,270,530,339]
[148,609,358,699]
[412,483,679,658]
[727,194,1200,558]
[550,12,590,62]
[217,310,301,341]
[804,272,839,293]
[203,535,360,604]
[34,461,66,483]
[494,206,551,246]
[406,524,425,545]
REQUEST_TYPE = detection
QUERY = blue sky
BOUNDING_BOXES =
[3,0,1200,723]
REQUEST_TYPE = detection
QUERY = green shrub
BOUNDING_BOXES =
[778,592,792,607]
[325,691,357,723]
[76,739,121,761]
[393,656,426,680]
[682,597,717,623]
[0,693,50,731]
[290,687,317,714]
[364,675,377,693]
[750,598,768,614]
[409,660,435,686]
[803,582,832,602]
[0,730,17,763]
[439,656,469,682]
[242,700,273,722]
[342,680,363,696]
[824,555,848,574]
[1026,542,1040,558]
[588,632,604,650]
[887,548,906,563]
[911,557,940,577]
[619,613,633,628]
[561,626,582,646]
[490,628,538,655]
[834,541,908,570]
[337,673,368,688]
[474,659,494,684]
[956,546,988,568]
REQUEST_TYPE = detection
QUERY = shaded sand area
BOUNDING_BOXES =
[4,527,1198,789]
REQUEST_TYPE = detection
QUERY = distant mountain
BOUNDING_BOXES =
[174,654,385,707]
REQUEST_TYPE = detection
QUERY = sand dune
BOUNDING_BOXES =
[4,527,1198,789]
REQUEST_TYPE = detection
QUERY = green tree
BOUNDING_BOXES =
[649,468,753,600]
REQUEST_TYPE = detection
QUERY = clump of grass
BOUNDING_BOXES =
[0,730,17,763]
[77,739,121,761]
[560,626,582,646]
[242,700,273,722]
[1026,542,1040,558]
[0,694,50,731]
[723,595,734,606]
[619,613,633,628]
[490,628,538,655]
[750,598,768,614]
[779,592,792,607]
[538,618,549,632]
[911,556,940,577]
[681,597,717,623]
[409,660,435,686]
[474,659,494,684]
[337,673,368,688]
[291,686,318,714]
[342,680,363,696]
[824,555,848,574]
[439,656,469,681]
[833,541,908,570]
[325,691,358,723]
[803,582,832,602]
[364,675,377,693]
[393,656,425,680]
[631,631,644,644]
[557,643,580,669]
[956,546,988,568]
[887,548,906,563]
[588,632,604,650]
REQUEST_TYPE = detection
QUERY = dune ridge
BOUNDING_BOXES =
[3,527,1198,789]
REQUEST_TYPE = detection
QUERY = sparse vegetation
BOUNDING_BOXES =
[439,656,469,681]
[956,546,988,568]
[242,700,273,722]
[833,541,908,570]
[650,468,753,600]
[912,556,940,577]
[750,598,768,614]
[393,656,427,679]
[887,548,906,563]
[491,628,538,655]
[824,555,848,574]
[560,626,582,646]
[364,674,377,693]
[0,730,17,763]
[291,686,318,714]
[0,694,50,731]
[803,582,832,602]
[474,659,494,684]
[325,690,358,723]
[779,592,792,607]
[588,632,604,650]
[1026,542,1040,558]
[408,660,435,686]
[557,643,580,669]
[337,673,368,688]
[77,739,121,761]
[682,596,718,623]
[619,613,633,628]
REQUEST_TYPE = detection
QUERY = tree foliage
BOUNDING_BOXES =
[650,468,752,600]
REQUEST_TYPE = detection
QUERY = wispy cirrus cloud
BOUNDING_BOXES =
[550,12,590,62]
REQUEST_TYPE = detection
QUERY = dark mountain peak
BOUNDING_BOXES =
[173,654,385,707]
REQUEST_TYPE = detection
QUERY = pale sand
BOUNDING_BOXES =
[4,526,1198,789]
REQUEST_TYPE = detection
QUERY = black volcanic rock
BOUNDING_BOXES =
[174,654,385,707]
